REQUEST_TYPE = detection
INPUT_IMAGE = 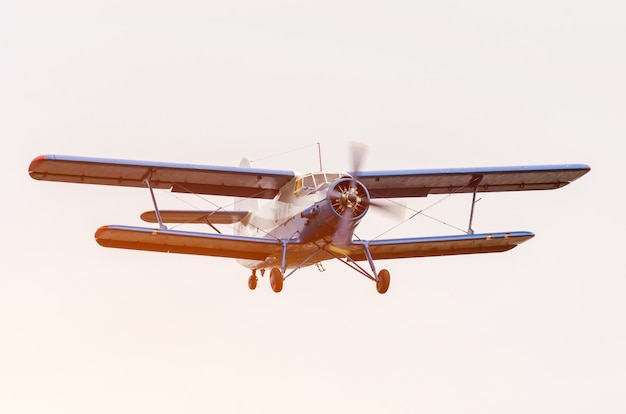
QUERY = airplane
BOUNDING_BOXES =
[28,144,590,294]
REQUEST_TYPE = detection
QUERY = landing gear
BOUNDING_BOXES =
[247,268,283,292]
[376,269,390,294]
[248,272,258,290]
[270,267,283,293]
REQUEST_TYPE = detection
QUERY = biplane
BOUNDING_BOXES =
[28,145,589,294]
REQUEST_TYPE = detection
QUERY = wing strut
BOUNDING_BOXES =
[280,239,288,274]
[467,175,483,235]
[144,171,167,230]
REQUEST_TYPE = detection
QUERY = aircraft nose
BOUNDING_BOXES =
[346,191,359,205]
[327,178,370,220]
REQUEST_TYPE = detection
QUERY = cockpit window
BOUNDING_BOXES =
[324,173,343,183]
[303,174,316,192]
[295,172,347,197]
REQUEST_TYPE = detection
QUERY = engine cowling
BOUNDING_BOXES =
[327,178,370,221]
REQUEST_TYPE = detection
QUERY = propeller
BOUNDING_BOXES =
[329,142,405,249]
[350,141,368,177]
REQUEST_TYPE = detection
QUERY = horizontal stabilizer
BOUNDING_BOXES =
[140,210,249,224]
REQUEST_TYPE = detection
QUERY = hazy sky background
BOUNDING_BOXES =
[1,1,624,413]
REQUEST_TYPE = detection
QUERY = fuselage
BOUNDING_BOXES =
[235,171,366,270]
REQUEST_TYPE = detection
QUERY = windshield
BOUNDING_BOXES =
[296,172,347,197]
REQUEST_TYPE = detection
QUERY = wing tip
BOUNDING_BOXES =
[140,211,156,223]
[95,225,111,236]
[512,231,535,243]
[576,163,592,174]
[28,154,50,176]
[31,154,48,162]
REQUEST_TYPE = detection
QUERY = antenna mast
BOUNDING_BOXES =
[317,142,323,171]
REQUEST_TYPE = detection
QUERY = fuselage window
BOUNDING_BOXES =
[295,177,303,196]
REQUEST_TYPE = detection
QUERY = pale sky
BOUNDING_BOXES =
[1,1,624,413]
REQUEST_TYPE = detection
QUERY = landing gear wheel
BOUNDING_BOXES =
[248,274,258,290]
[270,267,283,293]
[376,269,390,294]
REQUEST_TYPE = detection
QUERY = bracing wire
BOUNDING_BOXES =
[249,142,322,170]
[369,182,480,240]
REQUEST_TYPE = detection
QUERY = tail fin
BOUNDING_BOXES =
[233,157,258,235]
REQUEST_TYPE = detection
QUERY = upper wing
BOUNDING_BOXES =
[355,164,590,198]
[345,231,535,261]
[29,154,295,199]
[29,155,589,199]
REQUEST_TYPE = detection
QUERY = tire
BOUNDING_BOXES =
[248,275,258,290]
[376,269,390,294]
[270,268,283,293]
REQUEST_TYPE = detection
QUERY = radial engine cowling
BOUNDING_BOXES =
[326,178,370,221]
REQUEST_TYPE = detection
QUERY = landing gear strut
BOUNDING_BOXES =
[361,241,391,294]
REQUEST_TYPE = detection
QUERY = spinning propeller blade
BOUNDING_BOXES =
[331,142,369,248]
[350,141,368,179]
[330,142,406,249]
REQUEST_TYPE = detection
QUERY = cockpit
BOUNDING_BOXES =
[295,172,347,197]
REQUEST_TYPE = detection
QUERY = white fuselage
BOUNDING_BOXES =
[235,171,349,269]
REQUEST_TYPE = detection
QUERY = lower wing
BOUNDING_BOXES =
[348,232,534,260]
[94,226,533,264]
[95,225,283,261]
